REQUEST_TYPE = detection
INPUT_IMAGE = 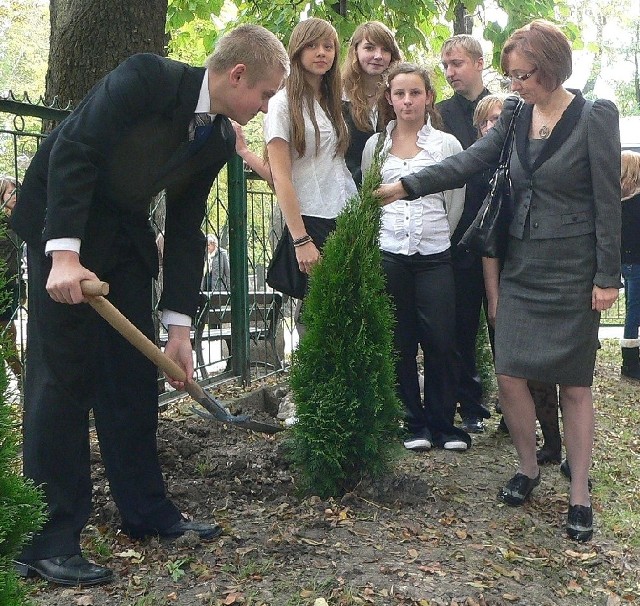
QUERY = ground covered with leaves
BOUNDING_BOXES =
[24,339,639,606]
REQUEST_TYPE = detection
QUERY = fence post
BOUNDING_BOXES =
[227,155,250,384]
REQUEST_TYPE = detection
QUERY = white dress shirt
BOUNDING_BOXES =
[263,89,357,219]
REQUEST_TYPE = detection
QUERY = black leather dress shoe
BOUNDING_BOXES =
[14,555,113,586]
[159,517,223,540]
[498,471,541,506]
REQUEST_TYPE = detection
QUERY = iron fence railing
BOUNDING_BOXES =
[0,93,294,403]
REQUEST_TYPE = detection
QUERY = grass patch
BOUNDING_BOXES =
[592,338,640,546]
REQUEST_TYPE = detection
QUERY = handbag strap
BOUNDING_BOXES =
[498,98,524,166]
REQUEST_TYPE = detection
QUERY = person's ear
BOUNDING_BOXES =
[385,91,392,105]
[425,90,434,106]
[229,64,247,85]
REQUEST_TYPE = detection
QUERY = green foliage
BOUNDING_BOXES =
[287,155,403,497]
[0,236,47,606]
[475,308,496,397]
[164,0,575,74]
[0,0,49,97]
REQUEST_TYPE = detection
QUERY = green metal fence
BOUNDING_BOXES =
[0,93,294,402]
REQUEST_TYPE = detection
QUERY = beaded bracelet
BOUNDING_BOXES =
[293,234,313,247]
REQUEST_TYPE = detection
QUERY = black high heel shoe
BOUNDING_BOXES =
[498,471,541,506]
[566,504,593,542]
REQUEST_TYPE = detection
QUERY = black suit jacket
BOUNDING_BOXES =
[12,53,235,317]
[437,90,491,262]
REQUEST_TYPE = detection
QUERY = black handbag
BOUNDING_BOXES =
[266,216,336,300]
[266,225,307,300]
[458,98,524,259]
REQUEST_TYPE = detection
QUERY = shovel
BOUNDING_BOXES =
[80,280,284,434]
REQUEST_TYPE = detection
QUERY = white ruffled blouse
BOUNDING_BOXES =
[361,118,465,255]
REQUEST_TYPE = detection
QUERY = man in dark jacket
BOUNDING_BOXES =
[436,35,492,433]
[11,25,288,586]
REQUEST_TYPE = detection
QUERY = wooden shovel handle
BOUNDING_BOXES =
[80,279,187,382]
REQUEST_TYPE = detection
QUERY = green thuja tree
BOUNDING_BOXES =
[288,156,403,497]
[0,243,46,604]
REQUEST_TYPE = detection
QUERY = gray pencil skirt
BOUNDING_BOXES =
[494,230,600,386]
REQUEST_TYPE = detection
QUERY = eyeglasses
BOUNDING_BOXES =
[506,67,538,83]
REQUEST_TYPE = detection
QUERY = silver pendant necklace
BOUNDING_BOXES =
[539,125,550,139]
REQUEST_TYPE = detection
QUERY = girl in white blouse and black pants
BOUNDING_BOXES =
[362,63,470,452]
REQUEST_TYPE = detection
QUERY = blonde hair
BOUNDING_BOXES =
[206,24,289,83]
[472,93,509,135]
[286,18,349,157]
[342,21,402,132]
[380,62,444,131]
[441,34,483,62]
[621,150,640,200]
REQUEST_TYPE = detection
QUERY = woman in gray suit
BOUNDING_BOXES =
[377,20,621,542]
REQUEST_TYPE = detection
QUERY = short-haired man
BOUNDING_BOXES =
[436,34,492,433]
[12,25,288,586]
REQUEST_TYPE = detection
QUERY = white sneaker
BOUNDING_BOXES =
[443,439,468,451]
[403,435,432,451]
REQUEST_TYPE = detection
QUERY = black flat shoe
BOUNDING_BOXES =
[14,555,113,586]
[498,471,541,506]
[159,517,222,540]
[566,504,593,542]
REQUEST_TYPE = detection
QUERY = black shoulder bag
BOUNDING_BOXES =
[458,98,524,258]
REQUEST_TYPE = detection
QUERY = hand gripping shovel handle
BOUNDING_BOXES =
[80,280,283,434]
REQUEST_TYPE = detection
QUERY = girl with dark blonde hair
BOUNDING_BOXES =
[620,150,640,380]
[342,21,402,185]
[362,62,468,452]
[263,18,357,306]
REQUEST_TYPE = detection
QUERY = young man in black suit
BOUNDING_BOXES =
[436,35,492,433]
[11,25,288,586]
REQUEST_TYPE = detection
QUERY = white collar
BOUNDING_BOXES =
[383,116,445,162]
[195,70,216,119]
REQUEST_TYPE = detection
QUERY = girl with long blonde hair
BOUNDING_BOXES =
[264,18,357,307]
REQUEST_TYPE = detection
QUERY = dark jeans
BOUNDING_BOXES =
[382,249,470,448]
[622,263,640,339]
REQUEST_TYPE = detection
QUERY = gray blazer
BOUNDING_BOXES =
[401,93,621,289]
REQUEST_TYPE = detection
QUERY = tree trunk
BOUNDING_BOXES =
[45,0,168,107]
[453,1,472,35]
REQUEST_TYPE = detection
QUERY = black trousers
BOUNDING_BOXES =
[20,241,180,560]
[452,253,493,420]
[382,250,470,448]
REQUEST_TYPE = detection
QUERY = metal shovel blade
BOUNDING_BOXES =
[186,381,284,434]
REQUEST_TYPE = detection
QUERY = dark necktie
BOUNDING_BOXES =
[188,113,213,145]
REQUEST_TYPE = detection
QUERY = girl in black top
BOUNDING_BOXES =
[342,21,401,186]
